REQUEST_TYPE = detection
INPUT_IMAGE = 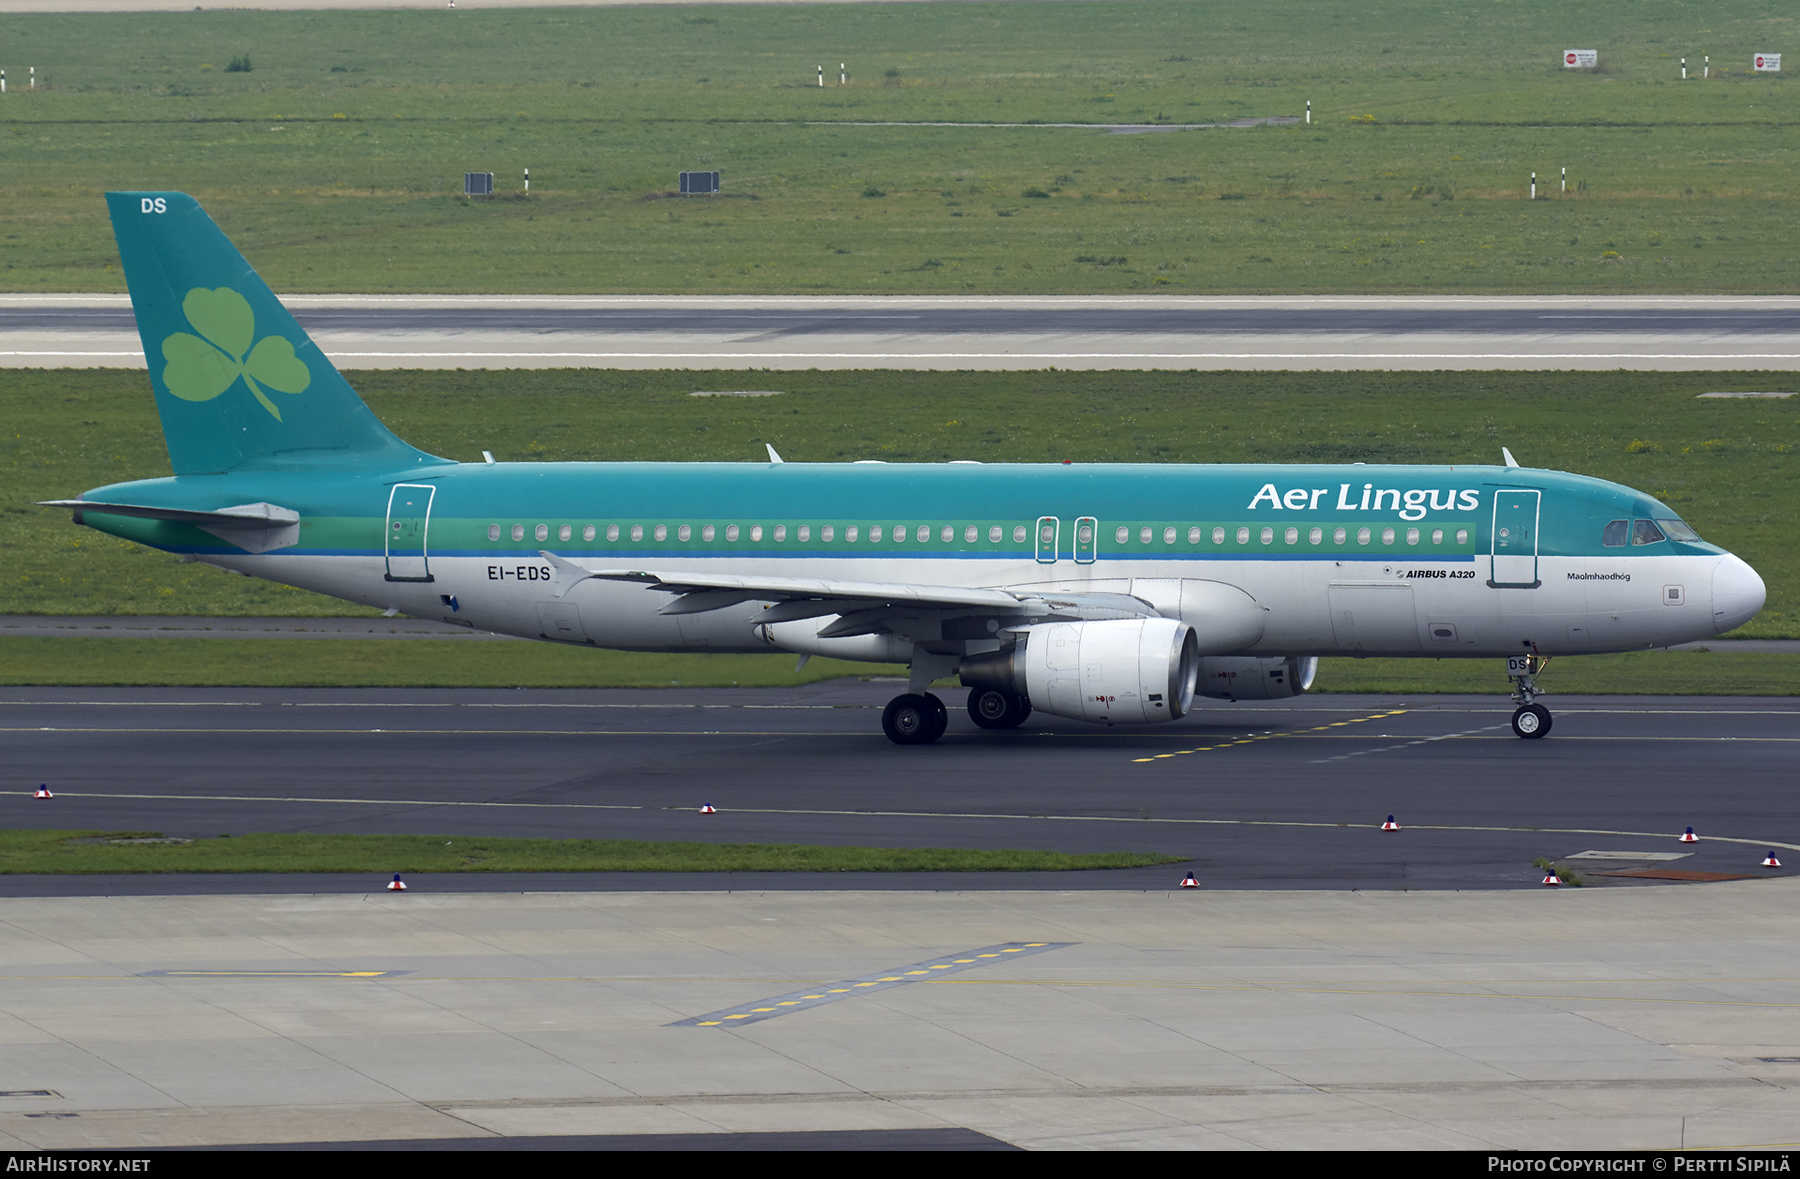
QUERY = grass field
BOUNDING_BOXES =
[8,367,1796,635]
[0,830,1184,874]
[4,1,1800,292]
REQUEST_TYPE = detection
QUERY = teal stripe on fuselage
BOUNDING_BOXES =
[79,461,1717,562]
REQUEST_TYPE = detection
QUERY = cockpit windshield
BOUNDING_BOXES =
[1657,518,1702,542]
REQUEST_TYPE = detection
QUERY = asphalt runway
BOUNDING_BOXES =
[6,683,1796,892]
[11,295,1800,370]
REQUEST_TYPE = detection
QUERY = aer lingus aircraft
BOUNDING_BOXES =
[46,193,1767,743]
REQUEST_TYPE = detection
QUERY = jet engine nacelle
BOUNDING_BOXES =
[1195,655,1318,701]
[961,617,1200,724]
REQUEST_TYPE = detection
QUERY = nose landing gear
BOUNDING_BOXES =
[1507,649,1553,739]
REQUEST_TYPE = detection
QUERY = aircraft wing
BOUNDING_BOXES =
[536,551,1158,627]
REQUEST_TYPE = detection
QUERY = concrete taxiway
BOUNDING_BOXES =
[4,684,1797,1148]
[5,885,1800,1150]
[10,295,1800,370]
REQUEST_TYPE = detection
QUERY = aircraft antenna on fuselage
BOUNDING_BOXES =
[766,443,785,464]
[1502,447,1520,468]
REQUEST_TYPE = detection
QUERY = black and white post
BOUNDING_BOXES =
[817,65,823,87]
[840,62,846,85]
[1561,166,1566,194]
[1530,172,1537,200]
[1306,100,1311,125]
[1682,57,1688,80]
[524,167,529,196]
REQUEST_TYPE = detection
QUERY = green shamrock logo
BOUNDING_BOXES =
[160,287,311,421]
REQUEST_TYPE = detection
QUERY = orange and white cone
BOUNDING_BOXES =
[387,873,407,891]
[1381,815,1399,831]
[34,784,51,799]
[1680,826,1699,843]
[1764,852,1782,868]
[1179,872,1199,889]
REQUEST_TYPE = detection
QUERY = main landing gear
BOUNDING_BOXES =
[1507,649,1553,739]
[966,687,1032,731]
[882,693,948,745]
[881,689,1033,744]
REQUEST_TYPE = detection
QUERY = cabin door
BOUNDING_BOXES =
[1489,490,1542,588]
[384,483,436,583]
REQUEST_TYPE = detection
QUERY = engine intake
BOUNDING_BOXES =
[961,617,1200,724]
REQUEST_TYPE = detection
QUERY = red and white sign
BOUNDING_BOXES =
[1755,53,1781,72]
[1565,49,1597,68]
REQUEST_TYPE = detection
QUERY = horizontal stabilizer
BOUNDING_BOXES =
[42,499,301,554]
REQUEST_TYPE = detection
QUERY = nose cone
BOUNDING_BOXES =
[1711,553,1766,634]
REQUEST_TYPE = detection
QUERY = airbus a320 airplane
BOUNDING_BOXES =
[47,194,1767,743]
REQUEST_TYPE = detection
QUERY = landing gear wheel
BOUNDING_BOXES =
[967,688,1030,730]
[884,693,947,745]
[1511,703,1552,739]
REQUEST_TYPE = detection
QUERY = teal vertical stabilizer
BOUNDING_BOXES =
[106,192,442,475]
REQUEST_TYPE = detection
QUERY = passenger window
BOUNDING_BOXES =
[702,525,715,542]
[942,526,954,543]
[1381,527,1395,545]
[1632,519,1666,546]
[822,525,834,542]
[535,525,549,542]
[1357,527,1371,545]
[1140,527,1153,544]
[1430,528,1442,545]
[847,526,858,542]
[965,526,977,543]
[1309,527,1323,545]
[583,525,596,542]
[798,525,810,542]
[1406,528,1419,545]
[1188,526,1201,544]
[1455,528,1468,545]
[919,525,931,543]
[678,525,691,541]
[1603,519,1629,547]
[1260,526,1274,545]
[487,525,500,541]
[607,524,620,542]
[1116,526,1130,545]
[511,525,524,542]
[871,526,883,542]
[654,524,668,542]
[559,525,572,542]
[774,525,786,542]
[1213,527,1225,545]
[751,525,764,541]
[989,525,1002,543]
[725,525,739,541]
[1334,527,1347,545]
[1236,527,1250,544]
[1284,527,1298,545]
[1013,525,1027,543]
[1164,527,1177,545]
